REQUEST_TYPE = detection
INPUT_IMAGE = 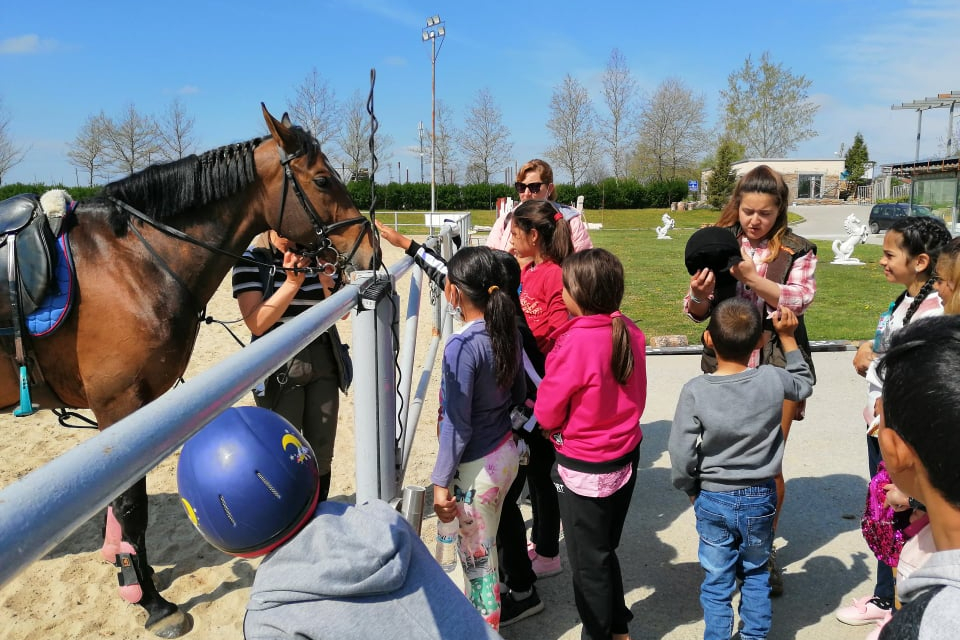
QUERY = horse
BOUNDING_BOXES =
[0,104,377,637]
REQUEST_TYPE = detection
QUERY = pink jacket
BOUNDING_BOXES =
[486,203,594,253]
[534,313,647,465]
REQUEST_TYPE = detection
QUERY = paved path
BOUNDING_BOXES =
[489,350,882,640]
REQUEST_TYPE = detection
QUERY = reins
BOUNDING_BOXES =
[110,197,324,278]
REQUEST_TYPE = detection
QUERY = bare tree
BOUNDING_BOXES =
[68,112,110,187]
[458,88,512,185]
[634,78,709,181]
[720,52,818,157]
[0,97,27,185]
[434,100,458,184]
[101,104,160,176]
[335,91,393,180]
[599,48,638,180]
[156,98,197,161]
[545,74,600,188]
[287,67,340,149]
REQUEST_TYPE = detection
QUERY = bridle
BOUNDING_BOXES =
[275,144,370,273]
[108,141,371,294]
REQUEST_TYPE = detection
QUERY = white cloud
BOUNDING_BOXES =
[0,34,59,54]
[810,0,960,162]
[178,85,200,95]
[832,1,960,103]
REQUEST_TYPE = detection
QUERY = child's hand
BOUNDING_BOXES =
[771,306,798,337]
[883,483,911,512]
[375,220,412,250]
[433,485,457,523]
[853,341,876,378]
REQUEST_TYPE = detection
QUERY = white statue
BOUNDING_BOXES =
[831,213,870,264]
[656,213,675,240]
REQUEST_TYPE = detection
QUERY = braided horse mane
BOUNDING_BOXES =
[98,124,320,236]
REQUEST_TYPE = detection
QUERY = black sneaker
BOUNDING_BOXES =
[768,546,784,597]
[500,587,544,627]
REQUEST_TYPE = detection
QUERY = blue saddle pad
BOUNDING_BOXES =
[26,233,74,337]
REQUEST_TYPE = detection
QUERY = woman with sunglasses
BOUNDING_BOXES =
[232,231,352,502]
[487,158,593,254]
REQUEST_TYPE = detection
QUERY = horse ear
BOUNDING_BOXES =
[262,103,298,153]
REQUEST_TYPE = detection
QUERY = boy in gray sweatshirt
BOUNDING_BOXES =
[669,297,813,640]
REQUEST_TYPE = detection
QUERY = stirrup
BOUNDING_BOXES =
[14,365,35,417]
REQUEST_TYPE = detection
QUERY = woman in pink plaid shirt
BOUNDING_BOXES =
[683,164,818,596]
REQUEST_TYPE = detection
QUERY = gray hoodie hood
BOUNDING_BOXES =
[243,499,503,640]
[898,549,960,602]
[248,500,413,606]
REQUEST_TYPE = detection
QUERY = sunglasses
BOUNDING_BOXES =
[515,181,545,194]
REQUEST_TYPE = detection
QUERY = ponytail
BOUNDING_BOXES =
[551,214,574,264]
[485,287,520,388]
[610,312,635,385]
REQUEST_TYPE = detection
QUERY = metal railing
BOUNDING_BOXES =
[0,221,467,591]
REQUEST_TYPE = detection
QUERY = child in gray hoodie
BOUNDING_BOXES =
[873,315,960,639]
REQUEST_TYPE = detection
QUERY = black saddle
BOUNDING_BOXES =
[0,194,57,324]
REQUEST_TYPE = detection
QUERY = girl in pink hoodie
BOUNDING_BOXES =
[534,248,647,640]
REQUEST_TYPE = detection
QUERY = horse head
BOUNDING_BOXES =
[259,104,378,272]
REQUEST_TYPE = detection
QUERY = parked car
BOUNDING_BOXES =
[868,203,933,234]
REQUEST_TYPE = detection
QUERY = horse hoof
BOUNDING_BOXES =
[146,609,193,638]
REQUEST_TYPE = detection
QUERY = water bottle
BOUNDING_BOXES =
[434,518,459,572]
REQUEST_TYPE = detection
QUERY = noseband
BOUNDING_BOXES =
[275,145,370,272]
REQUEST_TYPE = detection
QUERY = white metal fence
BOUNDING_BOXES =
[0,221,467,590]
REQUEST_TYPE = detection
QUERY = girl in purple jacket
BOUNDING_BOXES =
[430,246,525,630]
[535,248,647,640]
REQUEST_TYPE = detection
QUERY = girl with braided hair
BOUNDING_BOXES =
[838,214,952,629]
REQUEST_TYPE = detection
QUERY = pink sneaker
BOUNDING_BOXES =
[864,610,893,640]
[836,596,893,625]
[531,552,561,578]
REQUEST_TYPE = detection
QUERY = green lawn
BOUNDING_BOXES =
[384,208,897,342]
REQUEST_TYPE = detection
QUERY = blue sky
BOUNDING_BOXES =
[3,0,959,186]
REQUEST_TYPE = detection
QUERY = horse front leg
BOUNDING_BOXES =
[104,478,193,638]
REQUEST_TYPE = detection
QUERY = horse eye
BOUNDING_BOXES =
[313,175,330,189]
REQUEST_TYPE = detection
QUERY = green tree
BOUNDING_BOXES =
[844,132,870,189]
[706,138,743,208]
[720,52,818,157]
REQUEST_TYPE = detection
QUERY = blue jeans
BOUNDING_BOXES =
[695,481,776,640]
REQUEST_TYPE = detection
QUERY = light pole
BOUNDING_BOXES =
[422,14,445,214]
[418,121,425,184]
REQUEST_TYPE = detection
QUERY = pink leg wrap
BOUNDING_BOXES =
[101,507,143,604]
[100,506,122,563]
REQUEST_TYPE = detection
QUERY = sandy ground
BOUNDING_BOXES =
[0,238,883,640]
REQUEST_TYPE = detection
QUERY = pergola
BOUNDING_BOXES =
[891,90,960,162]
